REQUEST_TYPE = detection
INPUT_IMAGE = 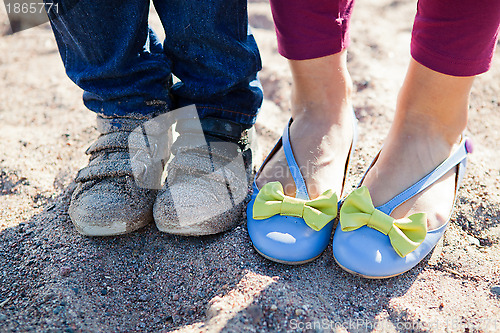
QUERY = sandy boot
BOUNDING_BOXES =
[153,117,256,236]
[69,115,172,236]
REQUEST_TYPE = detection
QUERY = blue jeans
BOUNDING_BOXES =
[45,0,263,127]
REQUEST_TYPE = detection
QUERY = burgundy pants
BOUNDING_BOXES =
[269,0,500,76]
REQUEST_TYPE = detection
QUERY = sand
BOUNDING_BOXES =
[0,0,499,332]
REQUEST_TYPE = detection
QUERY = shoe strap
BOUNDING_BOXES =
[343,113,359,196]
[282,119,310,200]
[283,111,359,200]
[96,115,153,134]
[256,111,359,201]
[75,159,133,183]
[176,117,251,146]
[377,137,471,215]
[85,131,131,155]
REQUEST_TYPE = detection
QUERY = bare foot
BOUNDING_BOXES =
[256,106,354,199]
[363,59,474,230]
[360,59,473,230]
[361,129,460,230]
[256,51,356,199]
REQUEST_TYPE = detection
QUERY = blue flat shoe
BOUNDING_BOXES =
[247,117,357,264]
[333,137,472,278]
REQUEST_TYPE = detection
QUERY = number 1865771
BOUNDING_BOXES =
[5,2,58,14]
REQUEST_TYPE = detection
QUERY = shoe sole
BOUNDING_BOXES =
[252,245,323,265]
[332,238,443,279]
[156,222,234,236]
[332,255,407,279]
[72,220,150,237]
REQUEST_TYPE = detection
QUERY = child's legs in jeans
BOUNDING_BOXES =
[46,0,173,118]
[153,0,263,128]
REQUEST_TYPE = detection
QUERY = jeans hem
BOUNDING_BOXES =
[194,104,258,128]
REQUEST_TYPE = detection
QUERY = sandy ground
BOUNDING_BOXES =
[1,0,499,332]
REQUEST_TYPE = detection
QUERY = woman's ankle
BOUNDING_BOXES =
[388,102,465,162]
[393,59,472,146]
[288,51,353,123]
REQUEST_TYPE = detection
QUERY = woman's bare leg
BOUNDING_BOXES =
[256,50,354,198]
[362,59,474,229]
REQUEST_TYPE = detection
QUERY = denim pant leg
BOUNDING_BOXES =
[45,0,172,118]
[153,0,263,128]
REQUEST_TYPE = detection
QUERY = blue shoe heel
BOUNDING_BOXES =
[333,137,472,278]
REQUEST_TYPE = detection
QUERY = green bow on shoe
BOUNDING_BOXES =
[340,186,427,257]
[253,182,338,231]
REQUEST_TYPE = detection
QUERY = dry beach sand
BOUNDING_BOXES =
[0,0,499,332]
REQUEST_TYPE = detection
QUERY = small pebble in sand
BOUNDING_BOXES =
[490,285,500,295]
[270,304,277,311]
[60,267,71,277]
[295,309,305,316]
[467,236,480,246]
[172,294,180,301]
[53,306,64,315]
